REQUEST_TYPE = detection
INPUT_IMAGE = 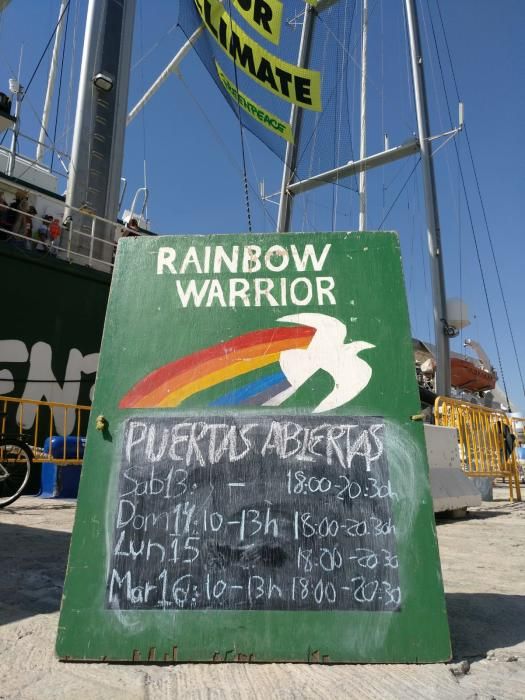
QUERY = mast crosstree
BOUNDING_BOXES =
[276,0,455,395]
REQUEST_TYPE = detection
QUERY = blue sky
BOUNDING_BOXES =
[0,0,524,411]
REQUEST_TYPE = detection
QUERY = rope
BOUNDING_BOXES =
[429,2,519,407]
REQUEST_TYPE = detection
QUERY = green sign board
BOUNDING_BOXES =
[57,231,450,663]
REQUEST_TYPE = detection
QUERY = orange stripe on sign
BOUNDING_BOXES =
[119,325,315,408]
[156,353,282,408]
[131,335,312,408]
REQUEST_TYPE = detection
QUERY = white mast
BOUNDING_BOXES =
[405,0,451,395]
[65,0,136,269]
[7,48,23,177]
[276,1,316,233]
[36,0,68,163]
[358,0,368,231]
[127,26,204,125]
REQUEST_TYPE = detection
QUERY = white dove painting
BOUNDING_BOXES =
[263,313,375,413]
[121,312,374,413]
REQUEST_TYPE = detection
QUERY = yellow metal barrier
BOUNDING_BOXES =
[512,417,525,485]
[435,396,522,502]
[511,416,524,443]
[0,395,91,465]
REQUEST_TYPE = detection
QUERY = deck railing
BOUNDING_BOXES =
[434,396,522,502]
[0,199,145,272]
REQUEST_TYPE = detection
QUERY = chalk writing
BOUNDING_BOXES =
[107,416,401,612]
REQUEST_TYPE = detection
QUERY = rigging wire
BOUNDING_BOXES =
[343,0,359,197]
[0,0,70,150]
[407,172,417,297]
[292,4,362,200]
[132,22,179,72]
[380,0,385,222]
[376,156,421,230]
[330,2,342,229]
[317,0,409,131]
[20,0,70,104]
[286,84,358,206]
[332,0,352,230]
[458,170,464,351]
[225,0,253,232]
[138,0,149,222]
[430,1,521,406]
[0,49,70,181]
[0,43,69,182]
[326,0,355,229]
[176,69,272,227]
[243,137,278,231]
[64,0,80,156]
[299,5,335,233]
[435,2,525,404]
[400,0,415,127]
[50,0,70,172]
[175,22,273,227]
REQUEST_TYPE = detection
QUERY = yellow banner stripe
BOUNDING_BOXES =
[231,0,283,46]
[216,62,294,143]
[194,0,322,111]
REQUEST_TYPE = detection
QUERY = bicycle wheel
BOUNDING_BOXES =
[0,438,33,508]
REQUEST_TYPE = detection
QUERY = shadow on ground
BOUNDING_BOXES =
[2,516,524,666]
[436,509,510,524]
[0,521,71,625]
[447,592,525,660]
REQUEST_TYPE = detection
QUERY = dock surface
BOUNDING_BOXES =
[1,486,524,699]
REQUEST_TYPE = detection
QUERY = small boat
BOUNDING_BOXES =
[414,338,497,395]
[450,357,497,392]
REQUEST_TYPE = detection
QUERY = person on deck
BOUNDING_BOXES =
[122,217,140,237]
[0,191,9,239]
[36,214,52,252]
[9,191,29,248]
[25,206,38,249]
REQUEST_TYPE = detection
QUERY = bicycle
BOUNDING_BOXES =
[0,411,34,508]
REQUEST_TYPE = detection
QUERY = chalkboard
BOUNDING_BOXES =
[107,415,400,612]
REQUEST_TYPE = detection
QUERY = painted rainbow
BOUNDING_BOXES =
[119,325,315,409]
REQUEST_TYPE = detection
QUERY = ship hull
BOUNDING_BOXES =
[0,241,110,489]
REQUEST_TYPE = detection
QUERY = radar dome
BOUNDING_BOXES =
[446,298,470,330]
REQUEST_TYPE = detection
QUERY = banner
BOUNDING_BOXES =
[194,0,321,111]
[231,0,283,45]
[216,62,294,143]
[178,0,355,169]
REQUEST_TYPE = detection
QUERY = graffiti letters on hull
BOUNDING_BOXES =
[0,339,98,434]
